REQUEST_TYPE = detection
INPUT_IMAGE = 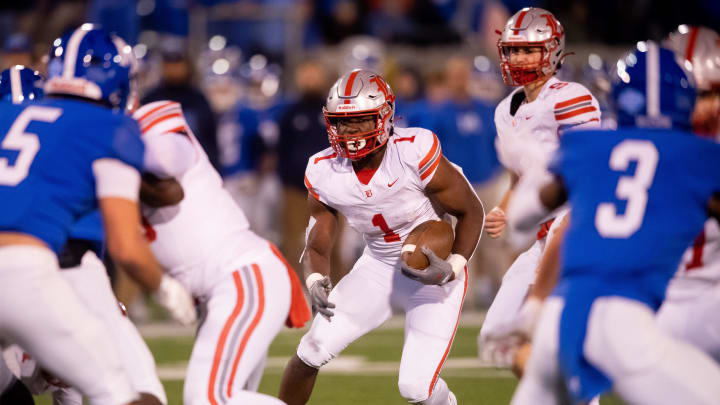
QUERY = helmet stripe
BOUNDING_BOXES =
[685,26,700,63]
[512,10,529,35]
[63,26,92,79]
[343,70,360,104]
[646,41,660,117]
[9,67,22,104]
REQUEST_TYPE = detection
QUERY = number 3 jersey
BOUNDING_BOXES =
[0,99,144,253]
[304,127,446,266]
[552,128,720,307]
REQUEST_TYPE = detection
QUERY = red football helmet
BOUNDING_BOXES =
[497,7,566,86]
[323,69,395,160]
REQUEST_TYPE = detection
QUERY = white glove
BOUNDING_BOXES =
[153,275,196,325]
[479,297,543,367]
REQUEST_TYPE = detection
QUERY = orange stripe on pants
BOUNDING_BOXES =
[207,271,244,405]
[226,264,265,397]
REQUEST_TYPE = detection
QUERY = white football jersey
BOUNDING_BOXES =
[305,127,445,266]
[665,219,720,300]
[495,77,602,177]
[134,101,267,292]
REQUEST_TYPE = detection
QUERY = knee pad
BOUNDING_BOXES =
[398,378,429,403]
[296,335,335,368]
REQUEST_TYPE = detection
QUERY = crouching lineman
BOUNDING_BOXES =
[132,99,311,405]
[278,69,485,405]
[507,42,720,405]
[0,25,193,405]
[656,25,720,362]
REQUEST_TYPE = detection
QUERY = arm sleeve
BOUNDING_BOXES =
[92,158,141,201]
[553,84,602,135]
[143,132,196,178]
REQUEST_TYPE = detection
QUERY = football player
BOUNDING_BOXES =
[277,69,484,405]
[478,6,601,366]
[0,64,178,405]
[132,99,310,405]
[655,25,720,361]
[0,25,184,405]
[507,42,720,405]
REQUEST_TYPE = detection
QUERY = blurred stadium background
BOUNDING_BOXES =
[2,0,717,403]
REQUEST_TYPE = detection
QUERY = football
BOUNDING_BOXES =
[401,220,454,270]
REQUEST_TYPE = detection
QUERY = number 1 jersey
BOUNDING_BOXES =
[304,127,446,266]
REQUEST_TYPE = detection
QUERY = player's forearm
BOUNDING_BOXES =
[497,173,519,211]
[452,197,485,260]
[303,247,332,279]
[109,240,163,291]
[530,215,568,300]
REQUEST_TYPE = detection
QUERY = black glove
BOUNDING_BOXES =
[401,247,454,286]
[308,275,335,320]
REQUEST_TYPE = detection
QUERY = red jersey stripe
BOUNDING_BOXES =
[314,152,337,164]
[420,153,441,181]
[304,175,319,200]
[207,271,244,405]
[555,106,597,120]
[418,133,440,170]
[141,113,182,133]
[226,264,265,397]
[554,94,592,110]
[137,101,174,123]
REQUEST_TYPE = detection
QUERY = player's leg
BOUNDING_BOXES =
[60,251,167,404]
[585,296,720,405]
[225,391,286,405]
[396,268,467,404]
[279,254,396,405]
[184,256,291,405]
[656,285,720,362]
[0,246,137,405]
[478,240,543,362]
[510,297,567,405]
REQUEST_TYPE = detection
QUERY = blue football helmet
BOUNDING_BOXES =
[0,65,44,104]
[611,41,695,130]
[45,24,137,113]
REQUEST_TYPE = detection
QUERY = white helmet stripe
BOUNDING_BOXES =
[646,41,660,117]
[63,25,92,79]
[9,67,23,104]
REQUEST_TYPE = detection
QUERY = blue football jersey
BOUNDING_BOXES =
[554,128,720,306]
[0,98,144,253]
[68,210,104,253]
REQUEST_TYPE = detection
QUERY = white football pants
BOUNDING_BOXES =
[296,252,466,404]
[0,245,136,405]
[512,296,720,405]
[183,243,291,405]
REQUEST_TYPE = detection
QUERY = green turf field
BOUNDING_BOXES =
[34,319,625,404]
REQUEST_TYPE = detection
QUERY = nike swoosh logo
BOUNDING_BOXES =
[388,178,399,187]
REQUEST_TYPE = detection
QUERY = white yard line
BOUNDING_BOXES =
[155,355,511,380]
[139,312,487,339]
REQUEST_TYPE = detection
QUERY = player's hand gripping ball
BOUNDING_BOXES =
[401,220,454,269]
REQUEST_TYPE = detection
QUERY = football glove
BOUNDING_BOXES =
[306,273,335,321]
[401,247,465,286]
[153,275,197,326]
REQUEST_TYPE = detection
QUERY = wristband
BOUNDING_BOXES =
[305,272,324,290]
[447,253,467,278]
[401,244,416,254]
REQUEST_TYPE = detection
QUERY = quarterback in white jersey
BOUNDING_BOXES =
[656,25,720,361]
[478,7,601,369]
[278,69,484,405]
[134,101,310,405]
